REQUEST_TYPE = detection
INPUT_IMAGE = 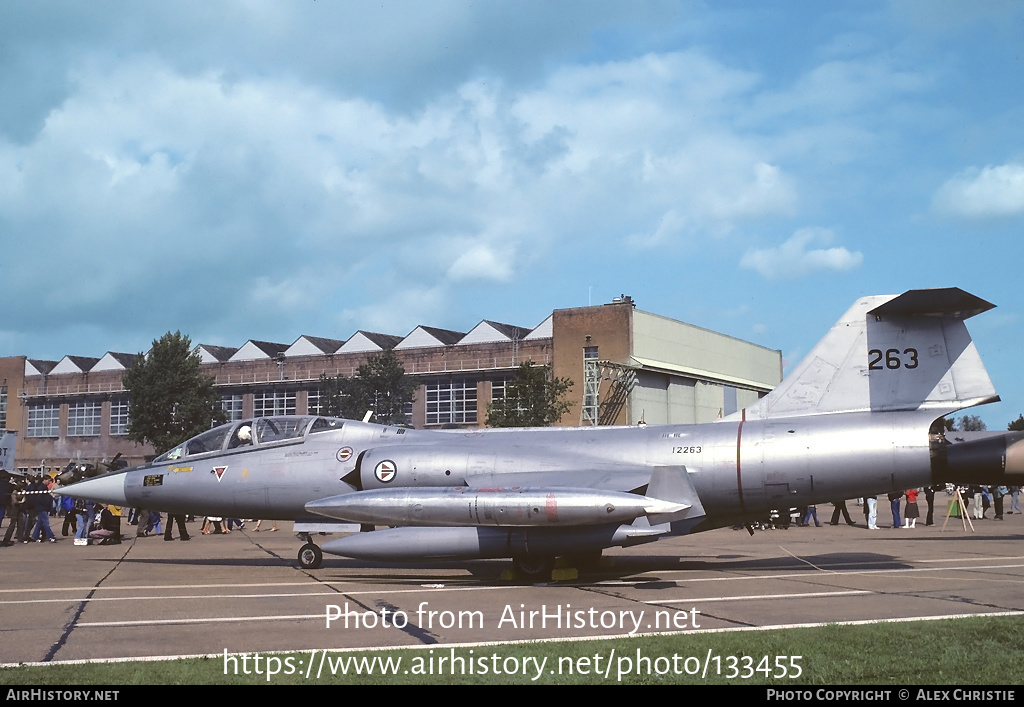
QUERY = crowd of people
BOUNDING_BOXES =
[760,484,1021,531]
[0,469,264,546]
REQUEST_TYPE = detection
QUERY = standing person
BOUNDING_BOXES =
[164,513,191,541]
[981,486,992,519]
[28,476,56,542]
[203,516,228,534]
[0,471,15,531]
[135,509,151,537]
[59,490,77,536]
[865,495,878,530]
[1011,486,1021,514]
[2,480,28,546]
[924,485,937,525]
[74,499,95,546]
[802,504,822,527]
[993,486,1007,521]
[903,488,920,528]
[970,485,983,519]
[888,491,904,529]
[21,475,40,544]
[829,499,856,526]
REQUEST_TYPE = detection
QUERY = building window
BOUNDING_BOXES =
[110,397,130,436]
[491,379,507,401]
[0,386,6,429]
[489,378,526,414]
[425,379,477,425]
[253,389,296,417]
[582,346,600,425]
[68,401,102,436]
[27,404,60,437]
[723,386,738,417]
[307,388,323,415]
[221,394,243,421]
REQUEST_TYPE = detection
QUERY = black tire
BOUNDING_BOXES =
[512,555,554,582]
[298,542,323,570]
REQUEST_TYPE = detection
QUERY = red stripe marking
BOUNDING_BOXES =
[545,493,558,522]
[736,409,746,514]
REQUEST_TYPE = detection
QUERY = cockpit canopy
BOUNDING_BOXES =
[154,416,346,463]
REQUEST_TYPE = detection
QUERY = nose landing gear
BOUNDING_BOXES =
[297,533,323,569]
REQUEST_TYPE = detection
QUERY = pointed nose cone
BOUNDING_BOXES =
[62,473,128,506]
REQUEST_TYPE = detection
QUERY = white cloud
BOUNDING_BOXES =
[341,286,448,336]
[514,52,798,245]
[933,163,1024,219]
[447,244,515,283]
[4,4,1000,360]
[740,228,863,280]
[754,59,930,120]
[0,47,814,346]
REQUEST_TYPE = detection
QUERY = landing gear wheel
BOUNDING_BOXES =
[298,542,323,570]
[512,555,554,583]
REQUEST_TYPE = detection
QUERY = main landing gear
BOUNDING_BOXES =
[511,554,555,583]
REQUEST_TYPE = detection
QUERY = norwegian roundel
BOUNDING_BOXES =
[374,460,397,483]
[336,447,353,463]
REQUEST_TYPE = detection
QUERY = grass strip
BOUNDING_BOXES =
[2,615,1022,685]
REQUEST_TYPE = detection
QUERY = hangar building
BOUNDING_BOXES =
[0,296,781,473]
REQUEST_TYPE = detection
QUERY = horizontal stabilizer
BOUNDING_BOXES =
[867,288,993,320]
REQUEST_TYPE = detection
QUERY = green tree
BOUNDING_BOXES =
[318,349,416,425]
[316,373,366,421]
[123,332,226,454]
[1008,415,1024,431]
[955,414,987,432]
[486,361,574,427]
[356,349,417,425]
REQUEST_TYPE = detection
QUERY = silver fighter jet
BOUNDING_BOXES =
[63,288,1024,578]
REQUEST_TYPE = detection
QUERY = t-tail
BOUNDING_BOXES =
[742,287,1023,485]
[744,287,998,420]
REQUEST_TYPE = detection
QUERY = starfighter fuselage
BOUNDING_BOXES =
[63,288,1024,573]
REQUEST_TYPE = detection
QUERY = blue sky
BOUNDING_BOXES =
[1,1,1021,428]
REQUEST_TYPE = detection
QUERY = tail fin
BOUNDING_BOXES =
[0,430,17,472]
[745,288,997,419]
